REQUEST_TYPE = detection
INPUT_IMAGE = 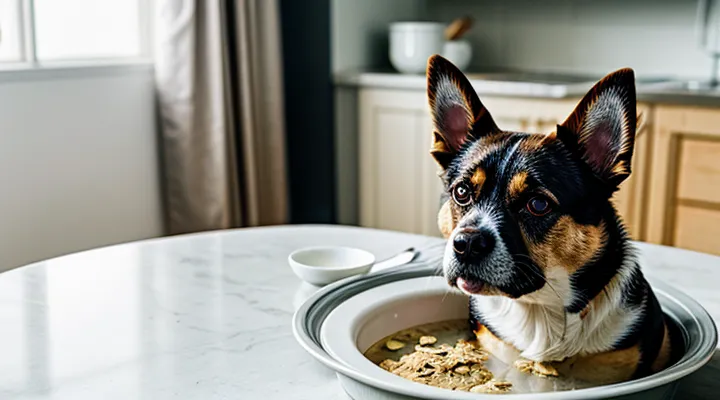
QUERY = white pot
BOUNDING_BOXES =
[442,40,472,71]
[389,22,445,74]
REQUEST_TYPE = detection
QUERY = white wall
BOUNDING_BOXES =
[332,0,426,73]
[427,0,713,79]
[0,65,163,271]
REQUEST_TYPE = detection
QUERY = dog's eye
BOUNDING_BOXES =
[452,183,472,206]
[527,196,551,216]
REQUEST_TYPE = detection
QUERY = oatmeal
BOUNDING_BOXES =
[375,334,511,393]
[364,318,668,394]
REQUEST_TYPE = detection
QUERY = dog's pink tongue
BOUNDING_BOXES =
[457,277,484,294]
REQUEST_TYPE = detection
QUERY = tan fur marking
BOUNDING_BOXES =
[579,306,590,320]
[508,171,529,199]
[652,324,672,372]
[612,159,629,176]
[541,130,558,145]
[526,217,606,273]
[519,133,550,152]
[474,324,521,366]
[470,167,486,193]
[430,131,455,167]
[430,131,451,153]
[437,200,455,238]
[556,345,640,385]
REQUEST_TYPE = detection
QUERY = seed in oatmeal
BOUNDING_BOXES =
[533,362,559,377]
[470,380,513,393]
[385,339,406,351]
[454,365,470,374]
[514,359,533,372]
[414,344,452,354]
[514,359,559,377]
[419,335,437,346]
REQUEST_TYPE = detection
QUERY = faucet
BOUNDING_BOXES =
[697,0,720,86]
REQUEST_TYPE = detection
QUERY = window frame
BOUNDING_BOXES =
[1,0,153,72]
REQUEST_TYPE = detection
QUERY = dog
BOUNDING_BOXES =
[426,55,679,384]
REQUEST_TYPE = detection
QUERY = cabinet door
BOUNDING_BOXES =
[647,106,720,255]
[358,89,444,236]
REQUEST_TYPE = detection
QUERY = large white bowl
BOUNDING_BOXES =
[294,263,718,400]
[320,277,569,395]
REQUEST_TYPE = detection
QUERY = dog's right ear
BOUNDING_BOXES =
[558,68,637,188]
[427,55,498,169]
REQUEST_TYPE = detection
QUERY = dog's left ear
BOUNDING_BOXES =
[427,55,499,169]
[558,68,637,188]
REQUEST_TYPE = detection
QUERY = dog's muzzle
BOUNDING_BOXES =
[452,228,495,264]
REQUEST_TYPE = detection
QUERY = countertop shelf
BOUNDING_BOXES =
[335,69,720,107]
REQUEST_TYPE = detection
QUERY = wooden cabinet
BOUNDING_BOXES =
[358,88,650,240]
[646,106,720,255]
[358,89,443,236]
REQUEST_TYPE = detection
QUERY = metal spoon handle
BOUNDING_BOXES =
[369,247,419,273]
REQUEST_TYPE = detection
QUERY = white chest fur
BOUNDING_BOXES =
[473,265,644,362]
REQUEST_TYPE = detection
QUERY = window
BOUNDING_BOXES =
[0,0,23,62]
[0,0,149,66]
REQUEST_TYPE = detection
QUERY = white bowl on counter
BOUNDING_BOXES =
[389,22,445,74]
[442,40,472,71]
[288,246,375,286]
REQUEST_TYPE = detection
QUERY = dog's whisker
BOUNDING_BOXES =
[440,287,452,303]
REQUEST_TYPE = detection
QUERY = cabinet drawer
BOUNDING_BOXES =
[677,139,720,204]
[673,205,720,255]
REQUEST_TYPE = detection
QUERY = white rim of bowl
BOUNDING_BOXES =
[390,22,444,31]
[288,246,376,271]
[321,277,472,393]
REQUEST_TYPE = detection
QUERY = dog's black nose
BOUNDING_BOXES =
[453,229,495,263]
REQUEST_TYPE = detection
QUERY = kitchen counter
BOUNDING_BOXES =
[0,225,718,399]
[335,70,720,107]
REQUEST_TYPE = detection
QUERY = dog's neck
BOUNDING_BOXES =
[472,242,644,363]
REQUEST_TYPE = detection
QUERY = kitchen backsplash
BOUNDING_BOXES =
[425,0,712,79]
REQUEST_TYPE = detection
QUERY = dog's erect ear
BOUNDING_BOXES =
[427,55,499,169]
[558,68,637,188]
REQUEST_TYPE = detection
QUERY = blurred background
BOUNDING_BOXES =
[2,0,720,271]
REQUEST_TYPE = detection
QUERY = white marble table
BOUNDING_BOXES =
[0,225,717,399]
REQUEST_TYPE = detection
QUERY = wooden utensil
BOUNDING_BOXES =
[445,16,473,41]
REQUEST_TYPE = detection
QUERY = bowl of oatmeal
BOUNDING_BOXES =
[293,260,717,399]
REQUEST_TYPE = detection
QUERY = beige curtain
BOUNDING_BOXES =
[154,0,288,234]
